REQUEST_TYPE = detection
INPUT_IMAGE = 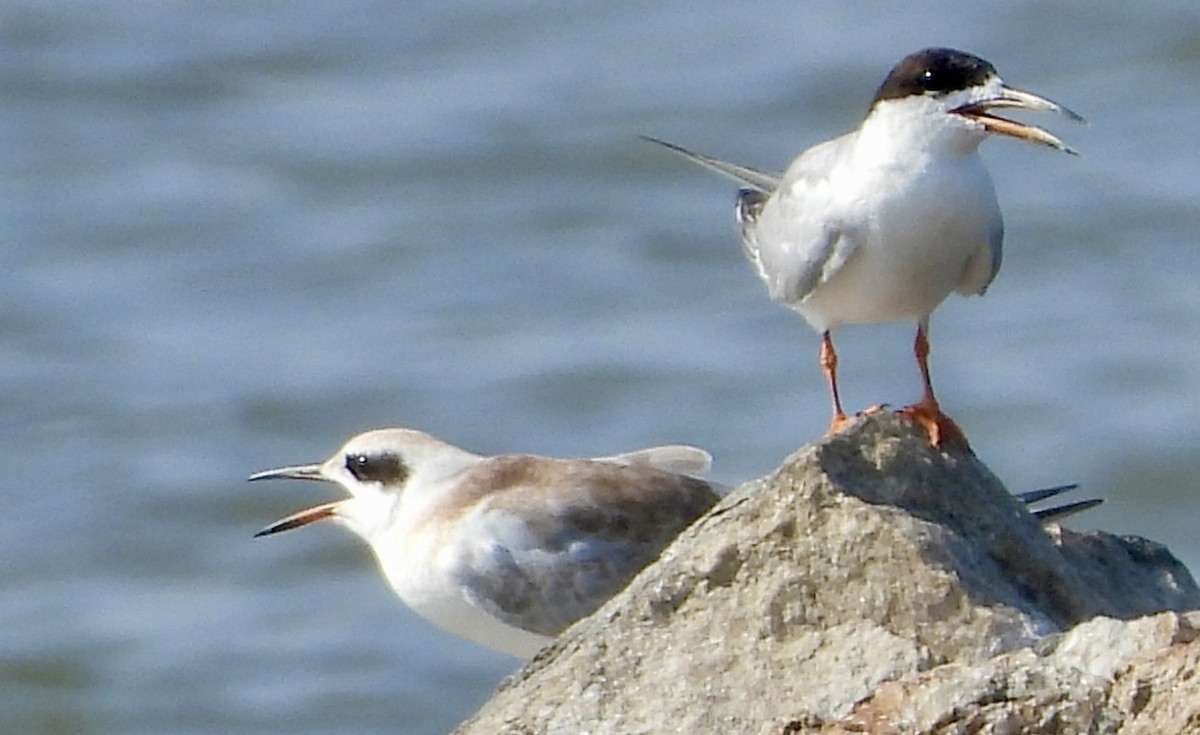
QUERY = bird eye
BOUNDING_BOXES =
[919,68,950,94]
[345,452,408,484]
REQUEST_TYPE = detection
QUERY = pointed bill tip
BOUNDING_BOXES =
[253,500,342,538]
[1041,98,1087,130]
[1054,103,1088,125]
[954,85,1085,155]
[971,114,1081,155]
[995,85,1087,124]
[1035,97,1086,125]
[247,463,324,483]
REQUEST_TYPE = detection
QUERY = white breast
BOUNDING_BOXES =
[796,151,1001,330]
[370,524,553,658]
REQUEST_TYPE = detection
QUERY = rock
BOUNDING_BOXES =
[451,413,1200,735]
[820,611,1200,735]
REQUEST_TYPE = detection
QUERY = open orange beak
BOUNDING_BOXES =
[953,85,1085,155]
[248,463,343,537]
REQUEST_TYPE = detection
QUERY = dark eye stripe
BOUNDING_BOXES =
[345,451,409,484]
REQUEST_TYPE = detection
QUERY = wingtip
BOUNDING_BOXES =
[1015,483,1079,505]
[1034,498,1104,523]
[1018,483,1102,523]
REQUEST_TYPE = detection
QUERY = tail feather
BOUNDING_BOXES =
[641,136,781,193]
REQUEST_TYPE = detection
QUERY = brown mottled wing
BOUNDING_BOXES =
[447,457,720,636]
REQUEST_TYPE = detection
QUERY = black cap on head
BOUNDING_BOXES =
[872,48,997,105]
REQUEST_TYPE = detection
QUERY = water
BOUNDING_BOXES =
[3,1,1199,733]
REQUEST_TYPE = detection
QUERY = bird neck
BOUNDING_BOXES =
[856,101,984,164]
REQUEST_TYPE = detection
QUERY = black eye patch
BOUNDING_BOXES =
[345,451,409,484]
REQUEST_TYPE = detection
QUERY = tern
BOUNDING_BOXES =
[646,47,1084,446]
[249,428,724,658]
[249,428,1098,658]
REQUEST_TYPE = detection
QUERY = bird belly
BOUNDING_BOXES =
[797,163,998,329]
[373,530,552,658]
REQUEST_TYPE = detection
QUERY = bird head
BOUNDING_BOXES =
[248,428,475,542]
[866,47,1084,155]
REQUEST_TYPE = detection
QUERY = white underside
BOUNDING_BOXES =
[801,156,997,331]
[371,529,552,659]
[795,201,995,330]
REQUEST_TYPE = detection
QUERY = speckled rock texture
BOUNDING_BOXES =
[452,413,1200,735]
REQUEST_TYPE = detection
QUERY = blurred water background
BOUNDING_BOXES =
[3,1,1199,733]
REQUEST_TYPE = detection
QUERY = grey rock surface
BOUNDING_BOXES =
[819,611,1200,735]
[452,413,1200,735]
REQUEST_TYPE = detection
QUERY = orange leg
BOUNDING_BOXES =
[896,320,969,448]
[820,331,851,435]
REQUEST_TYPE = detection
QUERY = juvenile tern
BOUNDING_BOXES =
[249,428,723,658]
[646,47,1084,446]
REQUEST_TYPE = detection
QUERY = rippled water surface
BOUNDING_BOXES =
[4,2,1200,733]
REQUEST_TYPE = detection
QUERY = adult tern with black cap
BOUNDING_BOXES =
[646,47,1084,447]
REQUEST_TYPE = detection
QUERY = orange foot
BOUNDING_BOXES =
[895,402,970,449]
[826,412,853,436]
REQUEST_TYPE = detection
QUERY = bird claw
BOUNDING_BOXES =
[826,413,853,436]
[895,402,970,449]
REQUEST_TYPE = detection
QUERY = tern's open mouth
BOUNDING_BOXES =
[952,104,1076,155]
[951,87,1084,155]
[248,462,342,537]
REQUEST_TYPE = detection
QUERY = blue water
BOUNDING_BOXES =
[4,1,1199,733]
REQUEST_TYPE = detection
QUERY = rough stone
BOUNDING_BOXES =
[451,413,1200,735]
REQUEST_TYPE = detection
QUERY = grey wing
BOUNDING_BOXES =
[1015,483,1079,505]
[1033,499,1103,522]
[453,523,647,636]
[741,134,864,305]
[451,473,720,636]
[955,216,1003,297]
[983,215,1004,293]
[736,188,770,271]
[956,177,1004,296]
[643,133,862,307]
